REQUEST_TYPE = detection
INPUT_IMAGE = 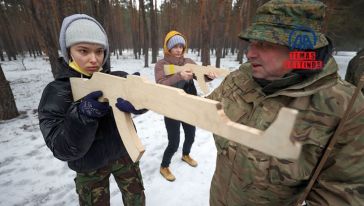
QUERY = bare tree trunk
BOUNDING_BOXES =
[237,0,251,64]
[200,0,210,66]
[0,5,17,61]
[21,2,39,60]
[129,0,139,59]
[139,0,149,67]
[169,0,178,29]
[137,0,142,59]
[215,0,227,68]
[27,0,61,78]
[0,64,19,120]
[150,0,159,63]
[112,0,124,57]
[223,0,232,58]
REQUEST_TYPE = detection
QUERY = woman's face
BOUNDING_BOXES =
[69,43,105,74]
[170,44,184,58]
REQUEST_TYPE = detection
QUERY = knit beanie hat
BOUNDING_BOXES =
[65,19,107,48]
[167,35,186,50]
[59,14,109,66]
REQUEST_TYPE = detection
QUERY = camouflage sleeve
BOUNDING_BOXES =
[206,75,231,101]
[306,97,364,206]
[205,75,234,154]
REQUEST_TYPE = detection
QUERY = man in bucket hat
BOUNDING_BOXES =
[207,0,364,205]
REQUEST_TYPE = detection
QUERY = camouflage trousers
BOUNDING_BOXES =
[74,156,145,206]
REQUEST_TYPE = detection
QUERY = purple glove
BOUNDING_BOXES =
[115,98,147,115]
[79,91,110,118]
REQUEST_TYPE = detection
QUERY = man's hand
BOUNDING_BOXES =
[180,68,193,80]
[78,91,110,118]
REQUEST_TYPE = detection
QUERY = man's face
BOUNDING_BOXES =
[247,40,291,80]
[70,43,105,74]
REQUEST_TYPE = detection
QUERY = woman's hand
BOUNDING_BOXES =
[206,71,217,80]
[180,68,193,80]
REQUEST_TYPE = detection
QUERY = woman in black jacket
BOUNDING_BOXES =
[38,14,145,206]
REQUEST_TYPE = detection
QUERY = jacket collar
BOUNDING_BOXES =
[55,57,111,80]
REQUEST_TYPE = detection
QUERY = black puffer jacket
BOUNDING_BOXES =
[38,58,129,173]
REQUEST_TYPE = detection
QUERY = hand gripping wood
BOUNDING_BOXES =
[163,63,231,94]
[71,72,302,162]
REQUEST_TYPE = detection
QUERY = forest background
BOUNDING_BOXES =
[1,0,363,120]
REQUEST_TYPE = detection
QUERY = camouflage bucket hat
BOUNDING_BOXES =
[240,0,329,49]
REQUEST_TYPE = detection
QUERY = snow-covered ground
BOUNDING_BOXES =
[0,50,355,206]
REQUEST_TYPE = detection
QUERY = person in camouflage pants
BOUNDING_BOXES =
[75,156,144,206]
[345,48,364,94]
[207,0,364,205]
[38,14,146,206]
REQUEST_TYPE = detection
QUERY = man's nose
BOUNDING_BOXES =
[246,46,258,60]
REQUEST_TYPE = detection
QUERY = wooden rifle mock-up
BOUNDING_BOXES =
[71,72,301,162]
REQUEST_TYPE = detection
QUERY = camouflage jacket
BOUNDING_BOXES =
[207,57,364,206]
[345,49,364,94]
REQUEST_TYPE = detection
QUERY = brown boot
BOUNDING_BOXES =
[160,167,176,181]
[182,155,198,167]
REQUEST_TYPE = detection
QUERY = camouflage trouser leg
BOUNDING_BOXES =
[111,157,145,206]
[75,168,111,206]
[74,156,145,206]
